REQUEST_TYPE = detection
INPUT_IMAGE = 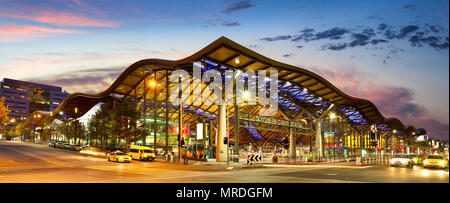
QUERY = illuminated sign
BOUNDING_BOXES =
[416,135,428,141]
[197,123,203,140]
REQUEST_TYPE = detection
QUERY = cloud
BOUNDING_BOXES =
[398,25,419,38]
[285,23,448,55]
[409,35,449,50]
[0,48,187,80]
[294,5,307,10]
[0,10,120,27]
[222,21,241,27]
[201,19,241,27]
[25,67,125,94]
[348,28,375,47]
[314,27,349,40]
[292,28,315,42]
[0,23,83,42]
[378,23,387,31]
[260,35,292,42]
[325,43,347,51]
[403,4,416,10]
[222,0,256,14]
[368,16,383,20]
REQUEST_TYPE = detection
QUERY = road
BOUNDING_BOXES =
[0,141,448,183]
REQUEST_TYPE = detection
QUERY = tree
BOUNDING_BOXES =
[87,103,111,148]
[0,96,9,133]
[106,99,142,147]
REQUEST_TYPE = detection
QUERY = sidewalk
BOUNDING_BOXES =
[182,157,373,169]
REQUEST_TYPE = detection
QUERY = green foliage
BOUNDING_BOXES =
[0,96,9,133]
[87,99,143,147]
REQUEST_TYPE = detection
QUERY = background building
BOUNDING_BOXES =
[0,78,69,129]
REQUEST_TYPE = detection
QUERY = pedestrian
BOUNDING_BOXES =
[183,151,188,165]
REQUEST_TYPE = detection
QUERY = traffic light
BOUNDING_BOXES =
[370,131,376,140]
[282,137,288,144]
[181,138,185,148]
[224,137,228,144]
[282,137,289,149]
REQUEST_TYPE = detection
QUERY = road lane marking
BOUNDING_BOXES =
[264,164,372,169]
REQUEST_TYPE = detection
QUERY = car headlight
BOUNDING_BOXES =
[424,160,429,165]
[439,161,446,166]
[390,159,395,164]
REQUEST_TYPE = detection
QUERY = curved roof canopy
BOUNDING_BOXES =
[22,36,406,132]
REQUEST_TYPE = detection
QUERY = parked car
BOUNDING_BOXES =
[423,155,448,169]
[63,143,72,150]
[67,144,82,151]
[56,143,66,149]
[48,141,57,148]
[390,154,414,168]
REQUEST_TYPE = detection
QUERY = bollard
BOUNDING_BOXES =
[272,155,278,163]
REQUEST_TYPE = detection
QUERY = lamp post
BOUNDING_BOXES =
[148,78,158,158]
[392,129,397,154]
[73,107,78,145]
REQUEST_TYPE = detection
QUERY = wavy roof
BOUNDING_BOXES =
[23,36,406,131]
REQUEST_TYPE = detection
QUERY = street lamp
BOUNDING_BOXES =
[329,113,336,120]
[146,78,159,157]
[148,79,158,89]
[242,90,251,100]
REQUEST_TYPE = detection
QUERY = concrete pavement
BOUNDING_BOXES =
[0,141,448,183]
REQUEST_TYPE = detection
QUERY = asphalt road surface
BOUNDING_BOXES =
[0,141,448,183]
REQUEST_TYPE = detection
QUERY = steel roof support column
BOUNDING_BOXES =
[143,78,147,146]
[153,71,157,157]
[234,98,239,157]
[289,126,296,160]
[314,104,334,161]
[178,99,183,164]
[165,70,169,155]
[216,104,227,162]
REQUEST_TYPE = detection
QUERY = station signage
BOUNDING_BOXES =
[240,113,309,130]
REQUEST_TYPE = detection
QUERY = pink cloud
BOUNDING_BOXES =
[0,10,119,27]
[310,65,449,140]
[0,23,83,42]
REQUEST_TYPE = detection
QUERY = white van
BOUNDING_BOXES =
[128,145,155,161]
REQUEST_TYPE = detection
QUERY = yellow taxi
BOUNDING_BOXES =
[423,155,448,169]
[128,145,155,161]
[67,144,82,151]
[107,151,131,163]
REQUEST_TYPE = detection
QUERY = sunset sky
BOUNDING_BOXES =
[0,0,448,140]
